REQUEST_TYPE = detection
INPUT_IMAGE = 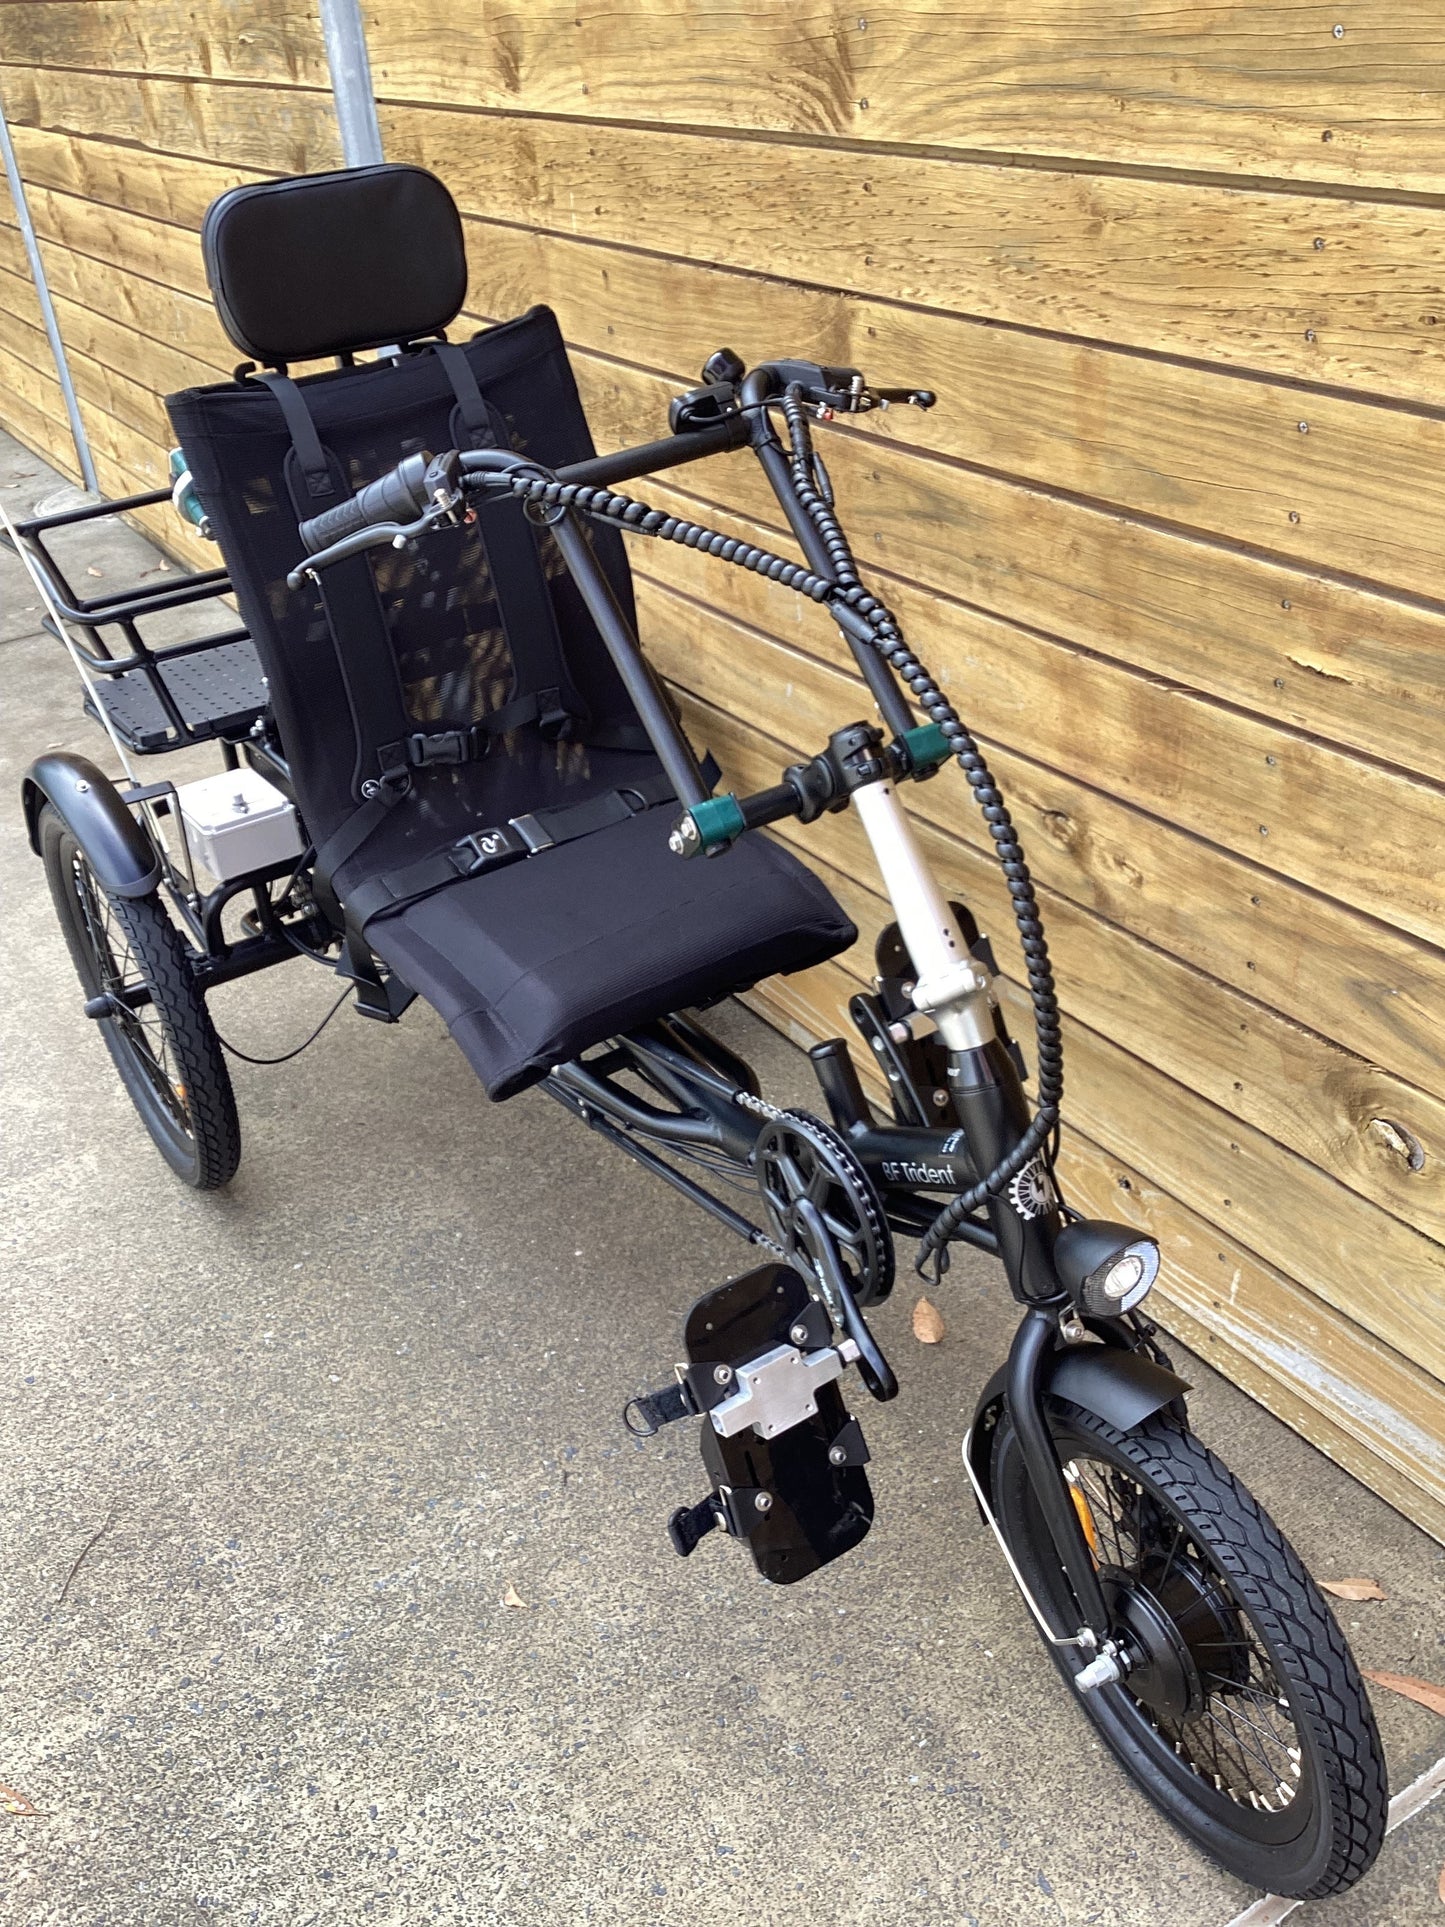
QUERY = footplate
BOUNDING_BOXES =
[661,1263,874,1585]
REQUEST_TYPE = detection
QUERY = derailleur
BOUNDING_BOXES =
[627,1262,879,1585]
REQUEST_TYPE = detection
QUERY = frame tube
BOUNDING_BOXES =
[546,510,710,808]
[852,779,995,1051]
[318,0,385,167]
[0,105,99,492]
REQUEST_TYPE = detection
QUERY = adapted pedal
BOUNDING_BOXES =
[644,1262,874,1585]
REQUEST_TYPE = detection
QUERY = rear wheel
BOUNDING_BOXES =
[40,803,240,1188]
[989,1398,1386,1897]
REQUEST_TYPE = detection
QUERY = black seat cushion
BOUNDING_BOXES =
[364,806,855,1100]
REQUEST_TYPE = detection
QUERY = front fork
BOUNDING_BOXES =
[851,773,1116,1652]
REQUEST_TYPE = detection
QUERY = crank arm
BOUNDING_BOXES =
[793,1196,897,1401]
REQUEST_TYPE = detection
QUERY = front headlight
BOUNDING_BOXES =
[1055,1220,1161,1319]
[1082,1239,1159,1315]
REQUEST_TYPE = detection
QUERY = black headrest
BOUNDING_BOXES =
[201,164,468,365]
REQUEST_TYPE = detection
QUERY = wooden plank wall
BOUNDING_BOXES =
[2,4,1444,1535]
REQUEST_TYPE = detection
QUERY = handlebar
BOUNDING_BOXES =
[288,450,467,588]
[298,452,424,556]
[285,351,934,588]
[741,359,935,415]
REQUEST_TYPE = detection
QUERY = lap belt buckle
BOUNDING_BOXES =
[453,824,528,876]
[508,812,555,854]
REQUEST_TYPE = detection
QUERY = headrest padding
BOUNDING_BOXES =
[201,164,468,365]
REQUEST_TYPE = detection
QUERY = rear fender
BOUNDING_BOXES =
[22,753,161,898]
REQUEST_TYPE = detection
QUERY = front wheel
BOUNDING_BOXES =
[989,1398,1387,1898]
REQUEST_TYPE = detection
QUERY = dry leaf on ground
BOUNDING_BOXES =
[1437,1861,1444,1906]
[1319,1577,1387,1602]
[0,1784,41,1816]
[912,1296,945,1345]
[502,1583,526,1609]
[1361,1668,1445,1717]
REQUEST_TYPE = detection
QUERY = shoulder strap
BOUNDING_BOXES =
[430,340,589,740]
[257,371,414,804]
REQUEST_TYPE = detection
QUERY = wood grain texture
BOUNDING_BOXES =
[8,122,259,229]
[383,102,1445,405]
[0,214,236,370]
[0,3,329,90]
[465,220,1445,608]
[645,588,1445,1239]
[0,65,340,179]
[11,64,1445,401]
[360,1,1445,195]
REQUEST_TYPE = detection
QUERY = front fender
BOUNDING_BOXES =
[966,1340,1191,1515]
[22,753,161,898]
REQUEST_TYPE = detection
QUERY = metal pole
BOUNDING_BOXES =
[0,104,99,492]
[318,0,385,167]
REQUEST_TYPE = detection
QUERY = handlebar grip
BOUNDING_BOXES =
[297,451,434,556]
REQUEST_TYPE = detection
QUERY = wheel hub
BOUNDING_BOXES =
[1104,1554,1245,1723]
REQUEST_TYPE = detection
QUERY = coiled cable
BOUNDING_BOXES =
[482,442,1063,1263]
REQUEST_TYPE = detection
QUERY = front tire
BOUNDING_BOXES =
[989,1397,1386,1898]
[40,803,240,1189]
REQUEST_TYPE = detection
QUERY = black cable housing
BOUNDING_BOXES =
[478,425,1064,1261]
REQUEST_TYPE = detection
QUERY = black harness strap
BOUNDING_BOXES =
[341,765,683,928]
[433,339,492,445]
[276,345,659,897]
[258,371,414,806]
[431,341,587,740]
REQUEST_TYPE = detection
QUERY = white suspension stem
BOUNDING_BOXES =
[851,777,995,1052]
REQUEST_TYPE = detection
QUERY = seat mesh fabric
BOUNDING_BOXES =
[167,306,645,864]
[166,303,856,1098]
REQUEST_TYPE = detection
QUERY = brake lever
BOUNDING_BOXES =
[285,497,461,589]
[819,383,937,416]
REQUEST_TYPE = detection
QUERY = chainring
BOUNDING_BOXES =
[754,1109,895,1306]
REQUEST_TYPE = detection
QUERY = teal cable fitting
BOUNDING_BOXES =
[681,793,747,855]
[900,721,951,775]
[168,447,210,534]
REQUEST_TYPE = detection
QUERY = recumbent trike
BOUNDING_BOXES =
[9,165,1387,1898]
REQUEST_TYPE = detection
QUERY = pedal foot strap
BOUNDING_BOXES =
[667,1497,719,1557]
[624,1382,695,1437]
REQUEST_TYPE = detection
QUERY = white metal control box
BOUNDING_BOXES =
[175,768,304,883]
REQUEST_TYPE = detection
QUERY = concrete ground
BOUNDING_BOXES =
[1,425,1442,1927]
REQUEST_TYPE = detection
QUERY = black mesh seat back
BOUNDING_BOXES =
[166,306,655,869]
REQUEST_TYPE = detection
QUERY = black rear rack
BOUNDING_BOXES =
[6,483,268,755]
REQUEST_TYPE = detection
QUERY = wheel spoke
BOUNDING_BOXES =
[70,853,194,1137]
[1068,1449,1302,1811]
